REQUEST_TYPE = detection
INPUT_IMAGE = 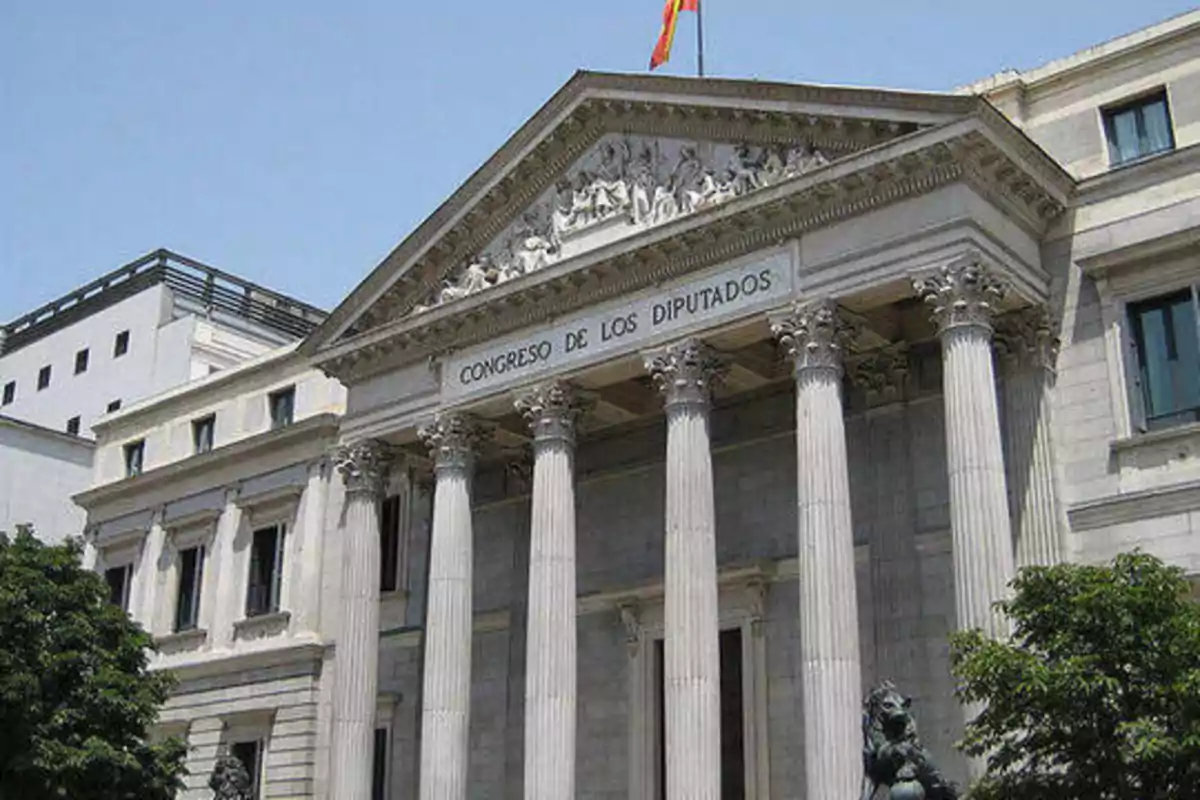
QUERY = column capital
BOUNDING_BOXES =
[770,299,857,377]
[848,345,910,408]
[915,254,1008,335]
[418,412,487,475]
[514,380,591,447]
[995,306,1060,375]
[643,338,728,409]
[334,439,393,499]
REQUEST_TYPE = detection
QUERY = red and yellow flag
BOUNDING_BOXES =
[649,0,699,70]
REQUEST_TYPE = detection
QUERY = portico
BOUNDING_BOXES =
[305,71,1071,799]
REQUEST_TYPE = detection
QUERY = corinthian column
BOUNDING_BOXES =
[514,382,586,800]
[332,439,393,800]
[418,414,486,800]
[997,308,1067,568]
[644,339,727,800]
[916,257,1016,645]
[770,300,864,800]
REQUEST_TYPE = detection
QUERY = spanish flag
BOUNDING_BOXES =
[649,0,699,70]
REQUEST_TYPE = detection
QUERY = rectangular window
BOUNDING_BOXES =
[113,330,130,358]
[268,386,295,429]
[192,415,215,455]
[66,416,80,436]
[245,524,285,617]
[230,740,262,799]
[372,728,389,800]
[174,546,205,632]
[124,440,145,477]
[2,381,14,405]
[107,399,121,413]
[651,629,746,800]
[37,365,51,390]
[1128,287,1200,430]
[380,495,402,593]
[1103,90,1174,166]
[105,564,132,610]
[74,348,89,374]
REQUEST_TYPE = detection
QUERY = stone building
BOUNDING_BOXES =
[74,10,1200,800]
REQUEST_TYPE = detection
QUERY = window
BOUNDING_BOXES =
[380,495,402,593]
[107,399,122,413]
[3,381,15,405]
[37,365,51,390]
[174,546,205,632]
[193,415,215,455]
[113,330,130,358]
[245,524,285,617]
[1103,90,1174,165]
[372,728,389,800]
[268,386,295,429]
[66,416,80,436]
[105,564,132,610]
[1128,287,1200,430]
[74,348,89,374]
[123,440,145,477]
[230,740,262,799]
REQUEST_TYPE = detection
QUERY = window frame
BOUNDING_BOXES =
[1101,88,1175,167]
[104,563,134,611]
[113,330,130,358]
[66,416,81,436]
[36,365,51,391]
[229,739,264,800]
[245,523,286,618]
[268,386,296,430]
[74,348,89,375]
[1125,285,1200,432]
[1,381,14,405]
[192,414,216,455]
[173,544,206,633]
[123,440,145,478]
[106,399,122,413]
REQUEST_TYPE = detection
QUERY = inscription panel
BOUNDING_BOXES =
[443,246,796,401]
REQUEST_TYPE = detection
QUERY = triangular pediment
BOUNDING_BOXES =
[305,71,1067,373]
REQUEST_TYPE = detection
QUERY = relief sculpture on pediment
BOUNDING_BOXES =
[412,135,829,314]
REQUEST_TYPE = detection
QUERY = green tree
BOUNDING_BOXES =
[0,526,186,799]
[951,552,1200,800]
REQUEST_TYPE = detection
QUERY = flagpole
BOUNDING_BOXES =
[696,0,706,77]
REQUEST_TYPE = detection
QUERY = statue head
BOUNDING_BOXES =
[208,753,253,800]
[865,680,917,742]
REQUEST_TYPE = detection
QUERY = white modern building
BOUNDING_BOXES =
[0,248,326,539]
[74,10,1200,800]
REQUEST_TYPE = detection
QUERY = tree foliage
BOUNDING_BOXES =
[951,552,1200,800]
[0,527,186,799]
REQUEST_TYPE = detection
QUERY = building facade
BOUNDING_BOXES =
[75,10,1200,800]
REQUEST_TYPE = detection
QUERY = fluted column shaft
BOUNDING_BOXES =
[998,309,1067,568]
[419,415,485,800]
[516,382,585,800]
[332,440,393,800]
[645,339,726,800]
[771,301,864,800]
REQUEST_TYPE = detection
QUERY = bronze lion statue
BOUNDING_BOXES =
[861,681,959,800]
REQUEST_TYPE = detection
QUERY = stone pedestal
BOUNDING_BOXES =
[997,308,1066,568]
[771,301,864,800]
[418,414,485,800]
[515,382,586,800]
[645,339,726,800]
[331,439,393,800]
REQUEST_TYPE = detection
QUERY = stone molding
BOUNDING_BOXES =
[334,439,393,499]
[513,380,591,446]
[995,306,1060,374]
[915,253,1009,335]
[1068,477,1200,531]
[848,345,911,408]
[644,338,728,410]
[769,299,857,376]
[418,413,488,474]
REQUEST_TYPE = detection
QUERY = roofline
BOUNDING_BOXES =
[959,8,1200,95]
[303,71,979,356]
[0,414,96,448]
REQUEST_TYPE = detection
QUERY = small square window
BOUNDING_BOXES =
[1103,90,1175,166]
[105,564,132,610]
[1128,287,1200,430]
[268,386,295,430]
[192,415,215,455]
[245,524,285,617]
[123,440,145,478]
[74,348,89,374]
[37,365,51,390]
[2,381,14,405]
[113,330,130,358]
[107,399,122,413]
[174,546,205,632]
[66,416,80,436]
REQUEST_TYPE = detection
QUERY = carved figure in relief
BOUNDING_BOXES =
[726,144,764,195]
[671,145,704,213]
[861,682,959,800]
[629,145,656,223]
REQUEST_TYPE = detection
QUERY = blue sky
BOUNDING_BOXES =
[1,1,1195,321]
